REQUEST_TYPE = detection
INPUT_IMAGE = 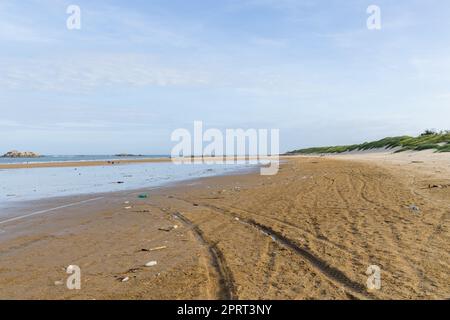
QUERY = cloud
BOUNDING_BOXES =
[81,4,200,48]
[0,54,211,91]
[0,20,53,43]
[0,0,63,43]
[0,1,210,92]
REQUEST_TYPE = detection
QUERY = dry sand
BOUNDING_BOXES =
[0,152,448,300]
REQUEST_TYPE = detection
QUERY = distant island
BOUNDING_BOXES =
[1,150,41,158]
[287,130,450,155]
[114,153,144,157]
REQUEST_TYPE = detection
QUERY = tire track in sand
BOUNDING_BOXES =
[172,197,372,300]
[169,210,237,300]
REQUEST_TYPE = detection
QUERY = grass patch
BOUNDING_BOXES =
[287,131,450,155]
[414,144,440,151]
[437,144,450,152]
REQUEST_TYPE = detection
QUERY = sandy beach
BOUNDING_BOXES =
[0,156,266,170]
[0,152,448,300]
[0,157,171,170]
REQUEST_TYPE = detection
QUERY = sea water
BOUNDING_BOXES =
[0,161,254,209]
[0,155,166,164]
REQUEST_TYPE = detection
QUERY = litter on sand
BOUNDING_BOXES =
[150,246,167,251]
[141,246,167,252]
[145,261,158,267]
[138,194,148,199]
[158,226,177,232]
[428,184,449,189]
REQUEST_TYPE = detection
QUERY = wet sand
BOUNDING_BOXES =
[0,156,267,170]
[0,153,448,299]
[0,157,171,170]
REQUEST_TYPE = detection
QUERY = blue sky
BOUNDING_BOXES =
[1,0,449,154]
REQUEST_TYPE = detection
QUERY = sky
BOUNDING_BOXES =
[0,0,449,154]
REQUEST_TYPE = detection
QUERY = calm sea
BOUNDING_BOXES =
[0,159,255,210]
[0,155,168,164]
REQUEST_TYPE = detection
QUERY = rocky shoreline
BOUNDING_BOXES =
[114,153,144,157]
[1,150,41,158]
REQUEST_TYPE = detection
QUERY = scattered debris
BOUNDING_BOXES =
[428,184,449,189]
[124,206,132,210]
[116,181,125,184]
[54,280,64,286]
[138,194,148,199]
[411,161,424,164]
[120,276,130,282]
[408,205,421,213]
[193,203,199,207]
[134,209,150,213]
[149,246,167,251]
[234,217,240,221]
[145,261,158,267]
[159,226,177,232]
[124,201,130,204]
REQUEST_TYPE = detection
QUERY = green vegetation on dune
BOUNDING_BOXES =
[438,144,450,152]
[287,130,450,155]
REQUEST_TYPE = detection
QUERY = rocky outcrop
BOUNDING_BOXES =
[115,153,143,157]
[1,150,40,158]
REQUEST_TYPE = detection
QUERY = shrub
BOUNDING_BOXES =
[421,129,437,136]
